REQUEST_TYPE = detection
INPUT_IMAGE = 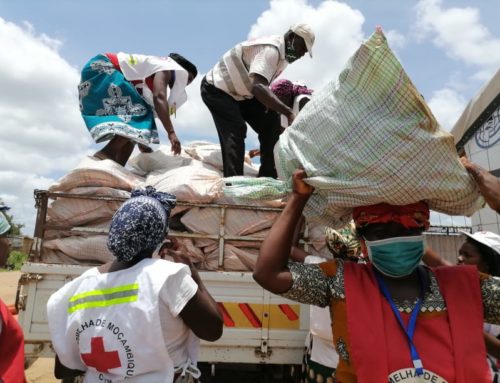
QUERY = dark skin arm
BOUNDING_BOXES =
[253,169,314,294]
[161,239,223,342]
[461,157,500,214]
[251,74,296,125]
[422,246,453,267]
[152,70,181,155]
[484,331,500,359]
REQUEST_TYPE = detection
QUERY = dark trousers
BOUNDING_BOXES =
[200,77,281,178]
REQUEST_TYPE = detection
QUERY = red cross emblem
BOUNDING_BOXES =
[81,337,121,372]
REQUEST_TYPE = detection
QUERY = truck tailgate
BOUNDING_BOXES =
[18,262,309,364]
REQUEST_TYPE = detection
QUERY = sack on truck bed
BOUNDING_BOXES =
[145,166,222,203]
[47,187,129,227]
[49,156,144,192]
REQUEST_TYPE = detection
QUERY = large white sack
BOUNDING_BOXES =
[47,187,129,227]
[42,235,114,264]
[44,220,112,241]
[184,141,259,176]
[201,245,259,271]
[181,207,278,236]
[50,156,144,192]
[145,165,223,203]
[128,145,193,174]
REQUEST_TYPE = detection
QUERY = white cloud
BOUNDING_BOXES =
[0,17,88,234]
[413,0,500,79]
[385,29,407,50]
[248,0,365,90]
[427,87,467,131]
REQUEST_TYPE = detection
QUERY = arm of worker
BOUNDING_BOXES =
[162,239,223,342]
[251,74,295,125]
[54,355,84,379]
[461,157,500,214]
[484,331,500,359]
[253,169,314,294]
[422,246,454,267]
[153,70,181,155]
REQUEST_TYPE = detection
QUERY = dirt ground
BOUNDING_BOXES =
[0,271,58,382]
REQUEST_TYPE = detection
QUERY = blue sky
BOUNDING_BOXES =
[1,0,499,234]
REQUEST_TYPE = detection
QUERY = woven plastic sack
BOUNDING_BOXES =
[47,187,129,227]
[226,29,483,227]
[129,145,193,174]
[49,156,144,192]
[184,141,259,177]
[145,165,223,203]
[42,235,114,264]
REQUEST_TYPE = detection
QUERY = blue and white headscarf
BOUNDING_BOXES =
[107,186,176,262]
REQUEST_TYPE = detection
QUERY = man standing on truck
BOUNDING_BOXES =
[201,23,315,178]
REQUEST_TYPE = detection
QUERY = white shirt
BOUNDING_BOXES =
[47,258,198,383]
[305,256,339,369]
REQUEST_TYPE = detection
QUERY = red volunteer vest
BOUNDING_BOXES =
[343,263,490,382]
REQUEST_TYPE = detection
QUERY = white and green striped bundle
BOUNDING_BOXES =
[224,29,483,227]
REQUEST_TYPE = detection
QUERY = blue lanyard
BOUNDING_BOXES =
[374,268,425,377]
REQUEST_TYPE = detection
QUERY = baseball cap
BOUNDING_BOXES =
[290,23,315,58]
[460,230,500,256]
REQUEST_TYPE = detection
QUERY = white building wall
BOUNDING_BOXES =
[464,104,500,234]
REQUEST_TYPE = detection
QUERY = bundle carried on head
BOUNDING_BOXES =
[226,28,483,227]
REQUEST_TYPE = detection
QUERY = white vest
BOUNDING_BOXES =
[117,52,189,115]
[47,259,190,383]
[208,35,288,100]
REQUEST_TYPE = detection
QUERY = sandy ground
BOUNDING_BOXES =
[1,270,58,382]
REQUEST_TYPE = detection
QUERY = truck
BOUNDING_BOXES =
[16,190,311,382]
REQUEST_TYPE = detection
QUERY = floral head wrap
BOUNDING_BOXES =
[270,79,313,104]
[325,221,364,261]
[352,201,430,230]
[107,186,176,262]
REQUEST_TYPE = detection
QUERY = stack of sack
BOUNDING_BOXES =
[224,28,483,227]
[43,144,333,268]
[43,156,144,264]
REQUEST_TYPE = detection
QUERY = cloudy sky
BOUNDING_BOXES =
[1,0,499,234]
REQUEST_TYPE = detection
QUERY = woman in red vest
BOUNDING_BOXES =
[253,169,500,383]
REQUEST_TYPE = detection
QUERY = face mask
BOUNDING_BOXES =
[364,235,424,278]
[285,37,299,63]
